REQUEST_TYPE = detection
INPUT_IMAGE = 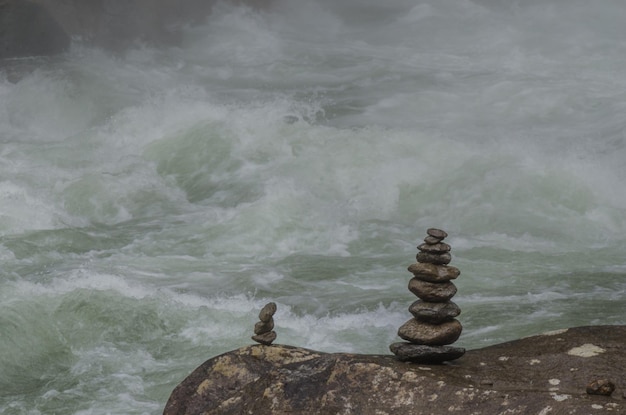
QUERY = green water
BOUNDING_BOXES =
[2,0,626,413]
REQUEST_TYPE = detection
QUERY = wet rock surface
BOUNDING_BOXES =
[408,278,458,302]
[397,318,462,345]
[416,251,452,265]
[408,300,461,323]
[164,326,626,415]
[389,343,466,363]
[407,262,460,283]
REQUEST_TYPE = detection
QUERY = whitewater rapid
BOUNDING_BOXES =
[1,0,625,413]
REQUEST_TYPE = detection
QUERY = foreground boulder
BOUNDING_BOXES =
[164,326,625,414]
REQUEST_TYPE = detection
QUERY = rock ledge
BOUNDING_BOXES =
[164,326,625,414]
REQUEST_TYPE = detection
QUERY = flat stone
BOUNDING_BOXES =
[427,228,448,239]
[424,235,444,244]
[397,318,462,345]
[586,379,615,396]
[259,302,277,322]
[417,242,451,254]
[409,300,461,323]
[416,252,451,265]
[254,319,274,335]
[252,330,277,346]
[408,278,457,302]
[389,342,465,363]
[408,262,460,283]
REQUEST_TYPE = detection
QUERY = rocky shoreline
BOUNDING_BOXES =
[163,325,625,414]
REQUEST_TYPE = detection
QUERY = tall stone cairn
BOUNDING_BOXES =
[390,228,465,363]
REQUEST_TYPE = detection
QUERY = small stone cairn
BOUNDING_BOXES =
[252,302,277,345]
[390,228,465,363]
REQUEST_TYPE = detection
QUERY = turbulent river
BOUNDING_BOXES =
[1,0,625,413]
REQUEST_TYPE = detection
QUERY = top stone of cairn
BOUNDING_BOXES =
[426,228,448,240]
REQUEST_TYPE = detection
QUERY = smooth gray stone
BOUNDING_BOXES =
[409,300,461,323]
[389,342,465,363]
[416,252,451,265]
[408,262,460,283]
[417,242,451,254]
[424,235,444,244]
[408,278,457,302]
[254,318,274,335]
[426,228,448,239]
[259,302,277,322]
[397,318,462,346]
[251,330,277,346]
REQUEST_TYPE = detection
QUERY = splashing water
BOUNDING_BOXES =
[1,0,625,413]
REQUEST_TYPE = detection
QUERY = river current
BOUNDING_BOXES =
[1,0,625,413]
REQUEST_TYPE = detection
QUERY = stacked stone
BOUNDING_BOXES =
[390,228,465,363]
[252,302,277,346]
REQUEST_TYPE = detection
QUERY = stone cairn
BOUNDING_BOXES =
[252,302,277,345]
[390,228,465,363]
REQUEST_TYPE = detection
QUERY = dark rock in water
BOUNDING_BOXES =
[389,342,465,363]
[417,251,451,265]
[408,262,460,282]
[254,319,274,335]
[27,0,271,52]
[259,302,277,322]
[586,379,615,396]
[408,278,457,302]
[0,0,70,59]
[397,318,462,345]
[164,326,626,415]
[417,242,451,254]
[409,300,461,323]
[29,0,210,51]
[427,228,448,240]
[251,330,276,346]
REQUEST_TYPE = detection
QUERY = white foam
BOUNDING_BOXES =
[251,271,286,288]
[452,232,559,252]
[0,70,96,141]
[0,180,66,235]
[7,270,153,300]
[3,1,626,413]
